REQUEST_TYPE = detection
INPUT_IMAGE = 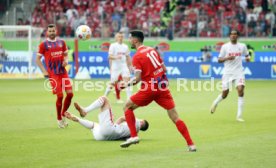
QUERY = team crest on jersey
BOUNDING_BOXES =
[199,64,211,78]
[271,64,276,78]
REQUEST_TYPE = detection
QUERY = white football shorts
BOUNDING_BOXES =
[222,73,245,91]
[110,64,130,83]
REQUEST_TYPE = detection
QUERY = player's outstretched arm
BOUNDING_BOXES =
[115,116,126,124]
[36,55,48,77]
[118,71,141,89]
[128,71,141,86]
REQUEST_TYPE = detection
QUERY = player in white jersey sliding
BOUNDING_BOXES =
[64,96,149,140]
[104,32,132,103]
[210,30,250,122]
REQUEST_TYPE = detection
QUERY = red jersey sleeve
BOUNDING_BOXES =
[38,42,45,56]
[132,55,142,72]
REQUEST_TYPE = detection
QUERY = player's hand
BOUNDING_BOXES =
[44,72,49,78]
[62,61,68,67]
[245,56,251,62]
[226,56,235,61]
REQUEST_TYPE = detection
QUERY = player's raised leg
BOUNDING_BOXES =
[211,76,230,114]
[211,89,229,114]
[236,85,245,122]
[74,96,107,117]
[120,99,140,148]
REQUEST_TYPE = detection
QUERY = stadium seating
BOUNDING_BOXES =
[22,0,276,38]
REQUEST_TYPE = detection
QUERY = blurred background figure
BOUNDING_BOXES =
[247,44,255,62]
[0,43,8,61]
[200,46,212,62]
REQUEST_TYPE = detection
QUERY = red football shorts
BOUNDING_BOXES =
[49,73,72,94]
[130,88,175,110]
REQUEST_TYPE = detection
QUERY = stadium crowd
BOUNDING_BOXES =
[21,0,276,38]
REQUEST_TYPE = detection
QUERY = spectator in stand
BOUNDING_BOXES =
[246,8,258,22]
[253,2,263,17]
[272,24,276,36]
[238,0,248,10]
[268,0,276,13]
[248,16,257,29]
[57,13,68,37]
[0,43,8,61]
[236,7,246,24]
[265,9,275,26]
[112,10,122,33]
[30,0,272,38]
[222,19,231,37]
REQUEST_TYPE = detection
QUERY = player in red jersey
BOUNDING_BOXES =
[36,24,73,128]
[119,30,196,151]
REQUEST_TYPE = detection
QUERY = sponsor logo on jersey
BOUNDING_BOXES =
[199,64,211,77]
[271,64,276,78]
[51,51,63,57]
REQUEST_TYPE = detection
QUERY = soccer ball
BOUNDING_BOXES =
[75,25,91,41]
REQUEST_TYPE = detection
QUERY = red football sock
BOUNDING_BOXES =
[56,93,63,120]
[115,83,121,100]
[125,109,137,137]
[175,119,194,146]
[61,92,73,116]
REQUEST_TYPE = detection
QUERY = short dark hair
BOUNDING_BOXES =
[47,24,56,29]
[140,120,149,131]
[130,30,144,43]
[229,29,239,36]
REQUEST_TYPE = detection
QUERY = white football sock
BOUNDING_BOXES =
[104,87,111,96]
[237,97,244,118]
[83,97,105,113]
[126,87,132,99]
[78,118,94,129]
[213,94,223,105]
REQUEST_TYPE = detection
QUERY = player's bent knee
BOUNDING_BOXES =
[57,93,64,99]
[100,96,110,107]
[100,96,107,102]
[222,90,229,99]
[124,100,136,111]
[67,92,73,98]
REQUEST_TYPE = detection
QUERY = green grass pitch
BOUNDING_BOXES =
[0,79,275,168]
